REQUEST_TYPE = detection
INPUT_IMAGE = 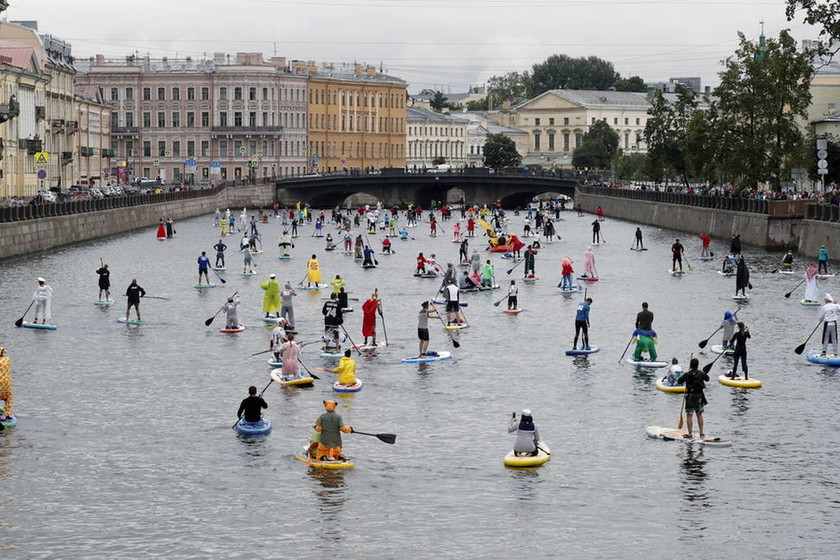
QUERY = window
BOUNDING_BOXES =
[219,87,228,101]
[636,118,641,125]
[125,113,134,127]
[249,112,256,127]
[614,118,618,125]
[187,141,195,157]
[548,133,555,151]
[111,112,119,127]
[143,141,151,157]
[563,117,569,125]
[249,87,256,101]
[549,117,555,125]
[187,87,195,101]
[625,117,629,125]
[172,112,180,128]
[262,87,268,100]
[186,112,194,128]
[157,87,165,101]
[125,87,134,101]
[234,87,242,101]
[157,112,165,127]
[624,133,630,150]
[534,132,541,151]
[110,87,119,101]
[158,141,166,157]
[575,133,583,147]
[143,112,151,127]
[535,118,540,126]
[234,112,242,127]
[173,141,181,157]
[262,112,268,126]
[143,87,151,101]
[201,87,209,101]
[220,140,228,157]
[201,112,209,127]
[172,87,180,101]
[591,117,596,124]
[220,112,228,127]
[201,140,209,157]
[126,140,134,157]
[234,140,243,155]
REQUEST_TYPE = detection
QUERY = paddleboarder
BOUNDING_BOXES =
[213,239,227,268]
[699,233,711,258]
[506,280,519,310]
[322,292,343,335]
[524,245,537,278]
[417,301,438,357]
[307,255,322,287]
[634,227,644,250]
[314,400,353,461]
[382,237,392,254]
[361,292,383,346]
[508,409,541,457]
[280,332,302,380]
[666,357,683,385]
[676,358,708,439]
[560,257,574,290]
[439,263,457,293]
[459,238,469,264]
[726,322,750,379]
[156,219,166,240]
[582,246,596,279]
[416,252,427,275]
[632,302,657,362]
[165,218,175,238]
[781,250,794,272]
[721,311,736,350]
[443,279,461,325]
[270,318,291,361]
[591,219,601,244]
[362,246,375,267]
[197,251,211,285]
[222,294,241,329]
[96,263,111,302]
[470,249,482,275]
[278,231,293,257]
[573,297,592,350]
[261,273,280,319]
[805,262,820,303]
[242,246,255,274]
[354,234,364,259]
[671,239,685,272]
[125,279,145,322]
[332,349,358,386]
[735,257,750,296]
[32,277,53,325]
[730,234,741,257]
[818,294,840,357]
[237,385,268,424]
[0,347,13,421]
[330,274,346,294]
[818,245,830,275]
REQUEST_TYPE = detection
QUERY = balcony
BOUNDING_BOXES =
[112,126,139,135]
[210,126,284,135]
[65,120,78,133]
[81,147,95,157]
[61,151,73,160]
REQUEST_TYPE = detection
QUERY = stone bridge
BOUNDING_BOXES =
[275,169,577,208]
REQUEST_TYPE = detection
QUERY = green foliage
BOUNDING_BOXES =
[430,91,448,112]
[644,87,700,186]
[483,133,522,169]
[572,120,619,169]
[529,55,618,96]
[613,76,648,93]
[785,1,840,55]
[806,135,840,183]
[465,98,489,111]
[613,153,650,183]
[486,71,530,107]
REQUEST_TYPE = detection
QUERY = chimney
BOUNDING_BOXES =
[354,64,363,74]
[366,67,376,77]
[95,54,105,65]
[214,52,226,64]
[236,52,247,64]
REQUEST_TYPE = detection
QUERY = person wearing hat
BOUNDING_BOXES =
[222,293,241,329]
[125,279,146,322]
[237,385,267,423]
[96,263,111,302]
[280,282,296,327]
[197,251,211,285]
[721,310,738,350]
[32,277,53,325]
[306,254,322,287]
[508,409,541,457]
[278,230,293,257]
[818,294,840,357]
[260,274,280,319]
[818,245,830,275]
[314,400,353,461]
[0,346,13,421]
[671,239,685,272]
[523,245,538,278]
[361,291,383,346]
[270,318,291,361]
[332,349,358,386]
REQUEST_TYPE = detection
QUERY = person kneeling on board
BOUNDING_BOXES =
[314,400,352,461]
[332,350,358,386]
[237,385,267,424]
[222,295,240,329]
[666,358,683,385]
[508,409,541,457]
[676,358,708,439]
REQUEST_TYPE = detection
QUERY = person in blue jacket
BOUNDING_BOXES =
[818,245,830,275]
[197,251,211,285]
[573,297,593,350]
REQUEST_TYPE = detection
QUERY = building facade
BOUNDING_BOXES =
[76,53,308,185]
[457,111,529,167]
[302,62,407,172]
[406,106,467,169]
[74,84,112,187]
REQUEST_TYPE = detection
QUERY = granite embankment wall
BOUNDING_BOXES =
[575,188,806,253]
[0,184,276,260]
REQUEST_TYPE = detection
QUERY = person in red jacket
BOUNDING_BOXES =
[699,233,711,258]
[509,234,525,259]
[416,252,427,274]
[361,292,383,346]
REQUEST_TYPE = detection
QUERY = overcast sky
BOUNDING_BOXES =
[5,0,821,93]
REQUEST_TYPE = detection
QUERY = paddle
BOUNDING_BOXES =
[535,443,551,456]
[429,301,461,348]
[785,279,805,298]
[250,349,272,357]
[380,300,390,346]
[698,308,740,348]
[231,379,273,429]
[296,357,321,380]
[492,293,507,307]
[506,258,524,275]
[14,301,35,328]
[339,323,363,355]
[205,291,238,326]
[297,272,308,287]
[794,320,823,355]
[677,392,686,429]
[617,335,634,363]
[350,428,397,444]
[701,351,726,374]
[364,235,379,266]
[211,267,227,284]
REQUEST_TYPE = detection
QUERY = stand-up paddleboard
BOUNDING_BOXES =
[779,269,795,275]
[235,418,271,436]
[817,274,835,280]
[267,358,282,368]
[565,345,600,356]
[806,350,840,366]
[626,357,668,368]
[241,271,257,277]
[698,256,713,261]
[578,276,599,282]
[414,272,439,278]
[294,451,354,470]
[630,248,648,251]
[117,317,146,325]
[432,300,468,307]
[732,294,750,302]
[646,426,731,447]
[213,266,226,271]
[220,324,245,333]
[719,373,762,388]
[504,309,522,314]
[278,255,292,260]
[263,317,288,325]
[362,264,377,269]
[655,377,685,393]
[250,250,264,255]
[94,299,115,306]
[270,370,314,387]
[558,286,581,294]
[1,414,18,429]
[400,351,452,363]
[194,283,218,289]
[21,322,57,330]
[333,379,363,392]
[451,239,461,243]
[341,307,354,313]
[479,284,500,291]
[321,351,344,359]
[801,299,821,307]
[710,344,735,355]
[668,269,686,276]
[717,270,736,277]
[523,276,539,284]
[379,251,395,256]
[444,323,468,330]
[298,283,329,290]
[503,443,551,468]
[351,341,388,350]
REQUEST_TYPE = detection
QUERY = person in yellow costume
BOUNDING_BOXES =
[330,274,346,294]
[260,273,280,318]
[307,254,322,287]
[0,347,12,420]
[332,349,357,386]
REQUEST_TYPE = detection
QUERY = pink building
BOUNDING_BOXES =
[75,53,308,185]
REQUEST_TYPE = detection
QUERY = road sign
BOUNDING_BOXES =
[184,159,197,167]
[37,169,47,179]
[185,165,197,174]
[152,159,160,166]
[164,150,172,157]
[210,161,221,168]
[818,149,828,159]
[817,139,828,150]
[818,168,829,175]
[818,159,828,169]
[238,146,246,155]
[34,152,49,165]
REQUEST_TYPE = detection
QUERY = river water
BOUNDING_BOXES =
[0,207,837,559]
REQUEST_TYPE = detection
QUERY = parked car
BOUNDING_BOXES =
[89,187,104,199]
[37,190,57,203]
[71,190,92,200]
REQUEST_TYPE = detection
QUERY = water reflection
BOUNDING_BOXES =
[236,432,270,465]
[310,469,348,539]
[508,468,541,503]
[729,390,751,417]
[680,445,709,506]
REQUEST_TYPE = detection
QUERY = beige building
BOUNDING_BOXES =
[496,90,651,167]
[76,53,308,184]
[406,106,467,169]
[454,111,529,167]
[74,84,112,187]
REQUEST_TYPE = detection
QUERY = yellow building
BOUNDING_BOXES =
[303,62,406,172]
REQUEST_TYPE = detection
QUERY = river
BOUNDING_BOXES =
[0,207,836,559]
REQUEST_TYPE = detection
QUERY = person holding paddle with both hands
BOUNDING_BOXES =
[676,358,709,440]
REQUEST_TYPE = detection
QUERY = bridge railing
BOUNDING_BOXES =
[577,185,816,217]
[807,203,840,222]
[0,178,273,223]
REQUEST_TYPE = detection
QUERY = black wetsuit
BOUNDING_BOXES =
[237,395,267,422]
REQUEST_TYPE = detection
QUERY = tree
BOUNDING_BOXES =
[712,30,814,190]
[529,54,618,96]
[785,1,840,56]
[644,87,700,186]
[572,120,619,169]
[465,98,489,111]
[483,133,522,169]
[486,71,530,107]
[429,91,448,112]
[613,75,648,93]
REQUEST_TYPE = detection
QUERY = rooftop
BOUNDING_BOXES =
[407,106,468,123]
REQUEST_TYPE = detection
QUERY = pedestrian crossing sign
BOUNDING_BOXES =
[34,152,49,165]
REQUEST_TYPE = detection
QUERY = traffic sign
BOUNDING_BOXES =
[817,139,828,150]
[34,152,49,165]
[818,159,828,169]
[818,149,828,159]
[152,159,160,166]
[238,146,246,155]
[37,169,47,179]
[184,159,197,167]
[164,150,172,157]
[210,161,221,168]
[818,169,829,175]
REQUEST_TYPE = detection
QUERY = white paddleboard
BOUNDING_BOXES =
[400,351,452,363]
[626,358,668,368]
[646,426,732,447]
